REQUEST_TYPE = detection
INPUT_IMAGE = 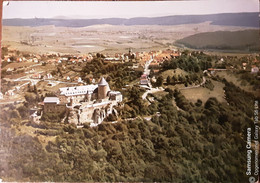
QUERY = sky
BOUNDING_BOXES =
[2,0,259,19]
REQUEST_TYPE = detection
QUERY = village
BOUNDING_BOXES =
[1,46,260,127]
[0,47,184,125]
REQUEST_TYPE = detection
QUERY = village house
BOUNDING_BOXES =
[30,73,42,79]
[6,68,14,74]
[45,73,53,79]
[251,65,259,74]
[0,92,3,100]
[5,90,14,96]
[47,82,57,87]
[149,61,160,69]
[242,62,247,70]
[140,74,149,85]
[33,58,39,63]
[104,57,123,63]
[16,58,23,62]
[84,54,94,62]
[4,56,11,62]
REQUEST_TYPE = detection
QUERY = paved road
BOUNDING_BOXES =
[141,58,164,100]
[142,88,164,100]
[143,58,153,76]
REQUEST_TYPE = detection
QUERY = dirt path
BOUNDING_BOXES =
[179,76,206,90]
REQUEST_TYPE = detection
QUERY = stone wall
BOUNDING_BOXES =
[44,103,66,114]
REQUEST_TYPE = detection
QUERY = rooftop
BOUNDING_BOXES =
[59,85,98,96]
[44,97,60,104]
[98,77,108,86]
[109,91,121,95]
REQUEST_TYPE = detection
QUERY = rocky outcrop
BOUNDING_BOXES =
[68,102,116,125]
[68,110,79,125]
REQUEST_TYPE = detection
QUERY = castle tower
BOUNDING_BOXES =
[98,77,110,100]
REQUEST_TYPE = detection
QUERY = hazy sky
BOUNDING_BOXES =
[3,0,259,19]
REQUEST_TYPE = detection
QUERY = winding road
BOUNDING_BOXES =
[141,61,207,101]
[179,76,206,90]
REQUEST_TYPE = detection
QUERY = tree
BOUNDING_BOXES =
[10,110,21,119]
[51,70,57,76]
[178,75,185,83]
[85,78,91,84]
[33,85,38,94]
[166,76,171,85]
[96,53,101,58]
[172,75,177,84]
[25,93,36,104]
[1,47,8,58]
[195,99,203,107]
[17,106,28,119]
[156,76,164,87]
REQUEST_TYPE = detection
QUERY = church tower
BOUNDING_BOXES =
[98,77,110,100]
[129,48,132,56]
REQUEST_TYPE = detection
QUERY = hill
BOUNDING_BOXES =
[2,12,259,28]
[175,30,260,52]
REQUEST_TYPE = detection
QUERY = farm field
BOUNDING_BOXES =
[2,21,252,55]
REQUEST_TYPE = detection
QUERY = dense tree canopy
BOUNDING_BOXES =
[0,79,257,182]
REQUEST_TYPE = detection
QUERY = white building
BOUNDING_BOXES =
[251,66,259,73]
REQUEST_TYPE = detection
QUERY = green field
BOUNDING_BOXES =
[180,80,226,103]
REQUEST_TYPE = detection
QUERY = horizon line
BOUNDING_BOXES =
[3,11,259,20]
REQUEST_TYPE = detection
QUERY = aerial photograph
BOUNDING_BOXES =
[0,0,259,182]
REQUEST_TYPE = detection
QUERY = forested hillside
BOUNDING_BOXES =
[175,30,260,52]
[0,78,257,182]
[3,12,259,27]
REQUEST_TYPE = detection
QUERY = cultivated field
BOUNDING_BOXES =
[2,22,252,55]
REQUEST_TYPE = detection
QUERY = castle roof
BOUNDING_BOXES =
[59,85,98,97]
[98,77,108,86]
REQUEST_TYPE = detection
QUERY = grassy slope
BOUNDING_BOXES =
[161,68,188,79]
[180,80,226,103]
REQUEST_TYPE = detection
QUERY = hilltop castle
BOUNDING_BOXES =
[42,77,122,125]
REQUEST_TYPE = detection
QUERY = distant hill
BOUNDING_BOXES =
[175,30,260,52]
[2,12,259,27]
